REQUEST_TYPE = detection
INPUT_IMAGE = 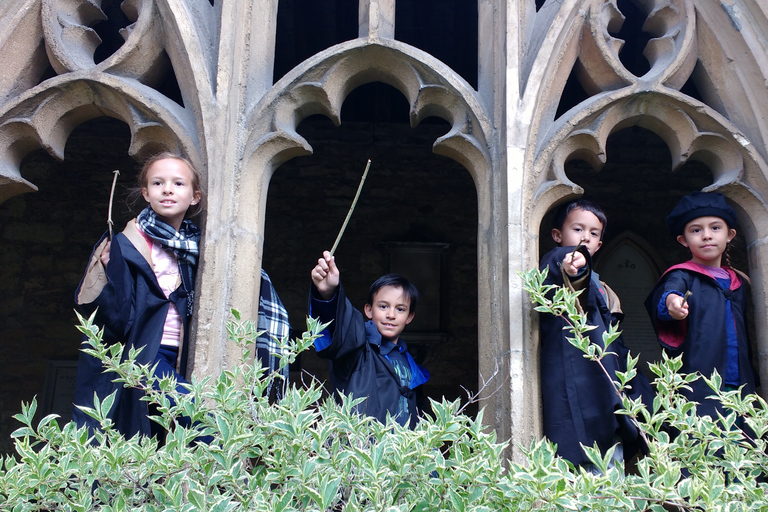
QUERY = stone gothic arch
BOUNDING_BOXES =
[523,0,768,436]
[192,34,500,411]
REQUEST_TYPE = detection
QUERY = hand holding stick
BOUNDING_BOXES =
[330,159,371,256]
[107,170,120,240]
[569,240,583,262]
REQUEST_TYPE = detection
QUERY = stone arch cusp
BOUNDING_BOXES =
[531,91,768,244]
[246,41,491,191]
[0,77,199,203]
[538,91,754,194]
[686,134,743,186]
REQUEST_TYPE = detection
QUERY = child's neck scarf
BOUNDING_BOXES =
[137,206,201,267]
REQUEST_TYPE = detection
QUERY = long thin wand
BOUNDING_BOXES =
[330,159,371,256]
[107,170,120,240]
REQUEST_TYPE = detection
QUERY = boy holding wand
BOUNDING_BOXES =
[539,200,651,470]
[309,251,430,429]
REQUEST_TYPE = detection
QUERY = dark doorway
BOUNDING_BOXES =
[263,82,480,417]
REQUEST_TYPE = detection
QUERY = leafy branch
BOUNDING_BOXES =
[3,282,768,510]
[518,267,651,450]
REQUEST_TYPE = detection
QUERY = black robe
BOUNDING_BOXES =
[644,262,757,418]
[72,220,195,438]
[309,283,430,429]
[539,246,651,466]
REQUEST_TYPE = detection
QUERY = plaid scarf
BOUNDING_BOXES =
[137,207,201,266]
[257,269,291,401]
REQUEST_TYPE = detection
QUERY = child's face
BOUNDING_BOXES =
[142,158,201,231]
[551,208,604,256]
[364,285,415,344]
[677,216,736,267]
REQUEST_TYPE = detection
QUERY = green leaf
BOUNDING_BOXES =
[210,497,239,512]
[411,501,432,512]
[188,488,206,510]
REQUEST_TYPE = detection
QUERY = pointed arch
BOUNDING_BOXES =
[0,0,227,204]
[530,88,768,402]
[530,89,768,230]
[244,40,490,181]
[595,230,666,375]
[191,37,504,431]
[235,40,493,296]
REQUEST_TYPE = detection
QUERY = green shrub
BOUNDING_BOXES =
[1,268,767,511]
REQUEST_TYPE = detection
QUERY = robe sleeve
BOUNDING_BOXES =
[602,281,623,317]
[309,282,366,380]
[74,232,136,344]
[646,270,690,350]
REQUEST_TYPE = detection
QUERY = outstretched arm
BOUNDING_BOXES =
[308,260,367,368]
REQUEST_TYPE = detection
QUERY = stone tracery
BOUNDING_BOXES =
[0,0,767,460]
[0,0,215,204]
[530,0,768,227]
[246,42,490,181]
[529,0,768,401]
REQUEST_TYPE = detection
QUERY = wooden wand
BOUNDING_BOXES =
[107,170,120,240]
[330,159,371,256]
[569,240,583,261]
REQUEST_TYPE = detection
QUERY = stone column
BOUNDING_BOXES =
[192,0,280,376]
[359,0,395,40]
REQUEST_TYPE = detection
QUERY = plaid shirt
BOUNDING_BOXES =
[257,269,291,400]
